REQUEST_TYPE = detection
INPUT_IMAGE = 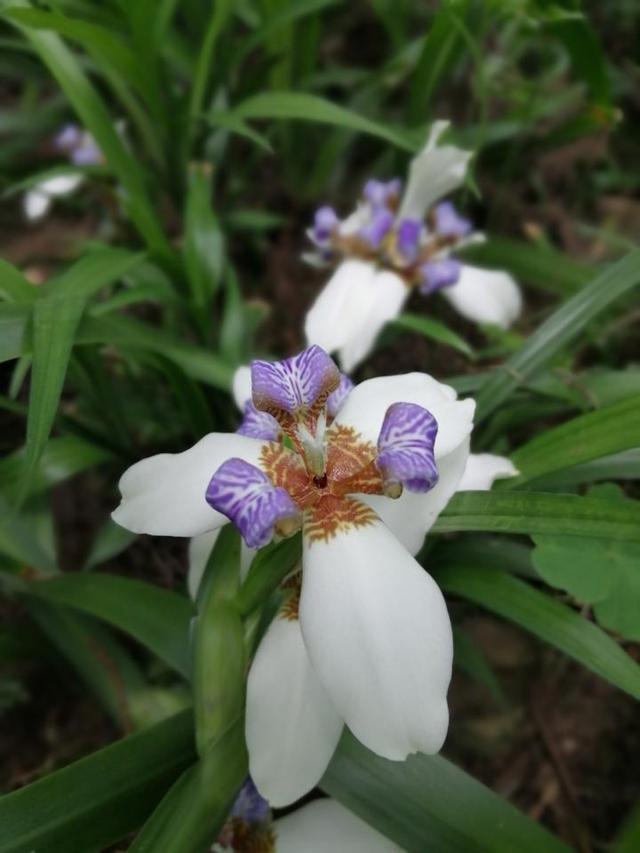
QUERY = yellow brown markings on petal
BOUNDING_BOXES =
[227,819,276,853]
[260,442,316,507]
[325,424,384,497]
[304,496,377,545]
[279,572,302,621]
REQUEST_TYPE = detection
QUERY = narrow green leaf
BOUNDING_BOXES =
[230,91,417,152]
[322,731,569,852]
[436,566,640,701]
[391,312,474,356]
[0,710,195,853]
[0,493,56,573]
[193,527,244,755]
[0,258,36,302]
[129,720,247,853]
[183,164,225,309]
[475,249,640,421]
[0,303,30,363]
[25,573,193,676]
[532,449,640,489]
[235,535,302,618]
[434,491,640,541]
[83,519,137,570]
[508,395,640,487]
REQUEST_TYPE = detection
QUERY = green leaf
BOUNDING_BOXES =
[183,163,225,310]
[23,250,144,489]
[322,731,569,852]
[83,519,137,570]
[25,573,193,676]
[26,600,145,729]
[229,91,417,152]
[235,534,302,618]
[436,566,640,701]
[0,303,30,363]
[0,435,112,500]
[434,491,640,541]
[0,258,36,302]
[460,236,592,296]
[508,395,640,487]
[129,720,247,853]
[0,493,56,573]
[475,249,640,421]
[0,710,195,853]
[531,449,640,489]
[192,527,245,755]
[391,312,474,357]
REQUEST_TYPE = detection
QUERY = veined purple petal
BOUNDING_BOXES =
[434,201,472,239]
[231,778,271,824]
[376,402,439,493]
[396,218,422,263]
[362,178,402,208]
[419,258,462,295]
[359,207,394,249]
[206,458,301,549]
[237,402,281,442]
[311,205,339,245]
[53,123,82,154]
[326,373,354,420]
[251,346,340,418]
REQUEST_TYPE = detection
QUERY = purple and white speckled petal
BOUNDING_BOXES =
[206,458,301,549]
[362,178,402,208]
[434,201,472,239]
[376,402,439,493]
[251,346,340,419]
[358,207,394,249]
[419,258,462,295]
[230,778,271,824]
[396,218,422,263]
[237,402,281,442]
[326,373,354,420]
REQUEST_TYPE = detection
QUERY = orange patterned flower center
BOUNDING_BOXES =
[260,424,382,543]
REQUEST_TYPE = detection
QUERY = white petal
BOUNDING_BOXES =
[334,373,475,460]
[300,517,452,760]
[38,173,84,196]
[232,365,252,411]
[362,438,469,555]
[187,530,255,599]
[304,260,377,360]
[112,433,265,537]
[246,616,343,808]
[398,121,472,221]
[275,799,400,853]
[23,189,51,221]
[338,270,407,373]
[442,265,522,329]
[458,453,518,491]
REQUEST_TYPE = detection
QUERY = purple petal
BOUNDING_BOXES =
[251,346,340,418]
[376,402,439,493]
[434,201,472,239]
[311,205,339,245]
[53,123,82,153]
[206,458,301,549]
[70,137,102,167]
[359,207,394,249]
[396,218,422,263]
[419,258,462,295]
[231,778,270,824]
[362,178,402,208]
[326,373,354,420]
[236,402,281,442]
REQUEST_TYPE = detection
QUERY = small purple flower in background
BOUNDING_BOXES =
[23,122,104,223]
[303,120,522,372]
